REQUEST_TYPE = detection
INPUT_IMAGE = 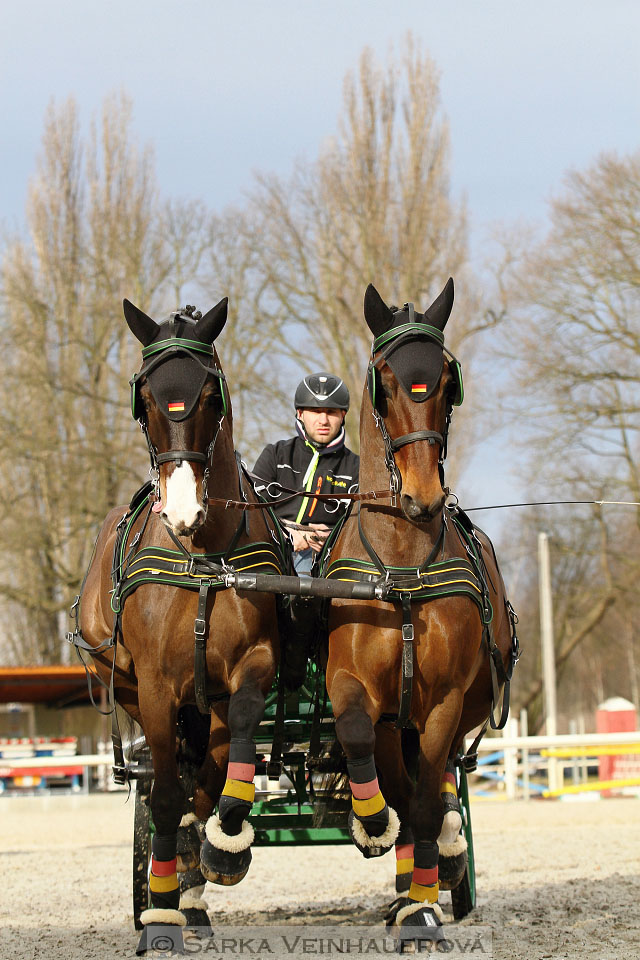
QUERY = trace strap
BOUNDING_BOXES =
[396,594,414,729]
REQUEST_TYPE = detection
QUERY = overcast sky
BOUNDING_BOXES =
[1,0,638,530]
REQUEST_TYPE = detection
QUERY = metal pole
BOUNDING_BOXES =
[520,708,530,801]
[538,532,559,792]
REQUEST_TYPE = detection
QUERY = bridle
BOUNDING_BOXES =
[130,336,228,503]
[367,303,462,507]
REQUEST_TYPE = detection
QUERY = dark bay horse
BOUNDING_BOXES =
[78,300,282,952]
[324,280,517,944]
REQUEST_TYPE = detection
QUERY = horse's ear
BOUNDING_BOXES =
[194,297,228,344]
[364,284,393,339]
[423,277,454,331]
[123,299,158,346]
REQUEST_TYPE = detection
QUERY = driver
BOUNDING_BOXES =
[253,372,359,574]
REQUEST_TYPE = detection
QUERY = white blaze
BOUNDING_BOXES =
[163,462,202,531]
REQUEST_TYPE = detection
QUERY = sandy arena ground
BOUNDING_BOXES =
[1,792,639,960]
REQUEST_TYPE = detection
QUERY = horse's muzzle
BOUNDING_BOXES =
[160,507,206,538]
[401,492,445,524]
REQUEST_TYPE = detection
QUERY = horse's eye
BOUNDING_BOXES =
[204,392,219,408]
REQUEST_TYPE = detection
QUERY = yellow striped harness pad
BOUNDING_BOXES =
[222,778,256,803]
[441,780,457,796]
[325,555,486,615]
[119,542,284,606]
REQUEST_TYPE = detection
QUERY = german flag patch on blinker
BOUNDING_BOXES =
[411,383,427,394]
[167,401,185,413]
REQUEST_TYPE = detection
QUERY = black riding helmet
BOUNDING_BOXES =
[294,372,350,411]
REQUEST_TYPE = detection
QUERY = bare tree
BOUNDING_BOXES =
[249,36,478,465]
[0,95,196,663]
[504,151,640,515]
[197,207,290,462]
[499,150,640,726]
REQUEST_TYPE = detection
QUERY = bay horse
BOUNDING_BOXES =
[77,300,283,953]
[323,280,518,946]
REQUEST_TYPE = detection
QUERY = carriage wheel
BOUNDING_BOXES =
[451,763,476,920]
[133,777,153,930]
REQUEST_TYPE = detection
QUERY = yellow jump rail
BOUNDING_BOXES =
[543,777,640,798]
[541,745,640,757]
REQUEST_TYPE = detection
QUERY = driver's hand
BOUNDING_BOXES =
[289,528,310,552]
[305,523,331,553]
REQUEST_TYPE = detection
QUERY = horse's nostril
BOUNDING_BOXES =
[402,495,423,519]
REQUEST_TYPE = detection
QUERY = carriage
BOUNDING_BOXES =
[69,282,518,954]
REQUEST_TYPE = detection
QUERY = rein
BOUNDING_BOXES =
[203,483,392,510]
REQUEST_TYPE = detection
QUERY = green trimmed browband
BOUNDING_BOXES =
[325,555,490,621]
[372,322,445,354]
[115,542,284,609]
[141,337,215,359]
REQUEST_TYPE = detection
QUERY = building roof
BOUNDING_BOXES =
[0,666,92,707]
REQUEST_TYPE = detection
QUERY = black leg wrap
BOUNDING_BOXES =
[414,840,439,873]
[218,796,252,835]
[346,755,398,857]
[149,834,180,912]
[153,833,178,861]
[395,821,414,892]
[395,872,412,894]
[229,737,257,764]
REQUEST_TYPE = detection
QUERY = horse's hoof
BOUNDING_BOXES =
[200,838,252,885]
[438,852,467,890]
[182,908,212,938]
[393,903,449,952]
[438,833,468,890]
[176,816,204,872]
[347,808,399,858]
[136,910,184,957]
[384,895,409,929]
[200,816,253,885]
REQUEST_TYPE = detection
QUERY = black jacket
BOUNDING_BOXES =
[253,430,359,527]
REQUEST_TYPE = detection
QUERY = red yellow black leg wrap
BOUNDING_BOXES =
[148,835,180,912]
[218,739,256,834]
[395,841,415,893]
[407,840,439,905]
[347,756,389,836]
[441,759,460,814]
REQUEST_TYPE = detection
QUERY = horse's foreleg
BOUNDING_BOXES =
[334,699,400,858]
[436,757,468,891]
[200,680,266,886]
[375,724,417,894]
[392,689,464,946]
[136,686,186,954]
